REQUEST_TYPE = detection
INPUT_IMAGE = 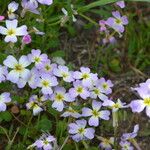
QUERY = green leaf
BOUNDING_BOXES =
[0,111,12,122]
[51,50,65,57]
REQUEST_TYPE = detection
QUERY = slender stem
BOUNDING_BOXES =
[0,125,10,142]
[82,141,89,150]
[59,136,69,150]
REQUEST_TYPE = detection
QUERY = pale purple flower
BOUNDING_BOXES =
[33,27,45,35]
[28,68,40,89]
[0,65,8,83]
[68,119,95,142]
[52,57,66,66]
[121,124,139,141]
[99,137,114,150]
[21,0,40,16]
[53,65,74,82]
[103,31,116,45]
[106,11,128,33]
[22,34,32,44]
[28,49,48,66]
[51,86,75,112]
[99,20,107,32]
[26,95,45,115]
[82,100,110,127]
[7,1,19,19]
[61,107,81,118]
[73,67,98,87]
[130,80,150,117]
[120,141,134,150]
[38,74,58,95]
[37,0,53,5]
[3,55,31,84]
[69,80,90,99]
[0,93,11,112]
[103,99,126,112]
[0,19,28,43]
[116,1,125,8]
[98,78,113,95]
[28,133,56,150]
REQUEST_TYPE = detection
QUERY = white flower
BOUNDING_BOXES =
[7,1,19,19]
[3,55,31,84]
[0,19,28,43]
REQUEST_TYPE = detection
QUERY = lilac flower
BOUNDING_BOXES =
[98,137,114,150]
[73,67,98,87]
[0,19,28,43]
[102,31,116,45]
[28,49,48,66]
[121,124,139,141]
[21,0,40,16]
[7,1,19,19]
[26,95,45,115]
[0,65,8,83]
[53,65,74,82]
[37,0,53,5]
[68,119,95,142]
[120,141,134,150]
[28,133,56,150]
[3,55,31,84]
[82,100,110,127]
[130,80,150,117]
[116,1,125,8]
[22,34,32,44]
[0,16,5,21]
[51,86,75,112]
[61,107,81,118]
[98,78,113,94]
[103,99,126,112]
[69,80,90,99]
[99,20,107,32]
[38,74,58,95]
[28,68,40,89]
[0,93,11,112]
[90,82,108,101]
[106,11,128,33]
[52,57,66,66]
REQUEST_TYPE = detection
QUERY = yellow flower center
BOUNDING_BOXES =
[55,93,64,101]
[43,140,49,145]
[45,65,51,71]
[77,87,83,93]
[14,64,23,72]
[113,103,120,109]
[34,57,41,63]
[7,29,16,36]
[144,98,150,106]
[78,128,85,135]
[115,19,122,24]
[103,83,108,89]
[92,109,100,117]
[42,80,49,87]
[82,73,89,79]
[7,9,13,15]
[94,88,100,95]
[62,73,68,78]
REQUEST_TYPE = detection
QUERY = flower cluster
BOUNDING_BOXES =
[99,0,128,44]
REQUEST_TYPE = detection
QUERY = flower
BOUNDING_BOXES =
[116,1,125,8]
[52,57,66,66]
[38,74,58,95]
[121,124,139,141]
[106,11,128,33]
[0,16,5,21]
[61,106,81,118]
[0,19,28,43]
[51,86,75,112]
[69,80,90,99]
[0,93,11,112]
[98,137,114,150]
[0,65,8,83]
[73,67,98,87]
[130,80,150,117]
[21,0,40,17]
[103,99,126,112]
[68,119,95,142]
[53,65,74,82]
[33,27,45,35]
[120,141,134,150]
[99,20,107,32]
[82,100,110,127]
[28,49,48,66]
[28,133,56,150]
[37,0,53,5]
[3,55,31,84]
[7,1,19,19]
[22,34,32,44]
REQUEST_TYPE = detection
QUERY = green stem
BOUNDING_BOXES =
[60,136,69,150]
[82,140,89,150]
